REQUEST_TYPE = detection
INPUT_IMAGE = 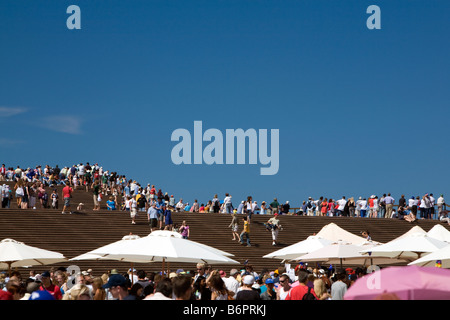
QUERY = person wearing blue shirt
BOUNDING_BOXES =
[162,205,173,230]
[124,184,130,197]
[147,203,159,231]
[237,201,244,214]
[184,203,191,212]
[156,200,166,229]
[106,197,116,210]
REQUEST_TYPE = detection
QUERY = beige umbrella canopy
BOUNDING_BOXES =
[70,234,143,262]
[294,240,400,270]
[426,224,450,243]
[315,223,382,245]
[408,244,450,268]
[0,238,67,275]
[390,226,426,241]
[263,235,333,261]
[360,232,448,261]
[71,231,239,274]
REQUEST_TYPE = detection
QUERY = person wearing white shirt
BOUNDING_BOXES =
[360,198,368,218]
[130,196,137,224]
[337,197,347,216]
[430,194,436,220]
[222,269,240,299]
[372,197,379,218]
[251,201,259,214]
[437,194,445,219]
[175,199,185,212]
[419,194,431,219]
[223,193,233,214]
[355,197,362,217]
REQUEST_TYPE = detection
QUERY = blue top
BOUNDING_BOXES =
[147,207,159,219]
[106,200,116,210]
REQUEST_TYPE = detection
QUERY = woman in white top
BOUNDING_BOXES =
[260,201,267,214]
[207,271,229,300]
[371,196,379,218]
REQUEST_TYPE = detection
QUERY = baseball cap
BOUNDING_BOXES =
[102,274,127,289]
[41,271,51,278]
[265,278,274,284]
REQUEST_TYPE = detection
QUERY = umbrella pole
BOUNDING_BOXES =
[131,263,134,286]
[162,258,165,275]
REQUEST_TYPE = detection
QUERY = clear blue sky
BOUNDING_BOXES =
[1,0,449,207]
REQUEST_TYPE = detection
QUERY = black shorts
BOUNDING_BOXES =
[149,218,158,228]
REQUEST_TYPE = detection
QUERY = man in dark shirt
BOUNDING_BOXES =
[282,201,290,214]
[236,275,261,300]
[270,198,280,214]
[399,195,406,208]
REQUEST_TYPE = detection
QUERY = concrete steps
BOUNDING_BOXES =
[1,180,448,276]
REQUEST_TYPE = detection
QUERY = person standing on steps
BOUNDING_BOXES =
[265,213,282,246]
[179,220,190,239]
[130,194,138,225]
[92,180,101,211]
[223,193,233,214]
[61,183,73,214]
[239,216,251,247]
[269,198,280,215]
[147,203,159,232]
[229,212,240,241]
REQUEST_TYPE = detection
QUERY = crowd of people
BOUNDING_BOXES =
[0,261,373,300]
[1,163,447,225]
[0,162,447,302]
[295,194,447,223]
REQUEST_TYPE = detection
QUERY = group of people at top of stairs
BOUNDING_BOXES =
[2,163,449,226]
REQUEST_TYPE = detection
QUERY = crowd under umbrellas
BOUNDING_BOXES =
[2,222,450,300]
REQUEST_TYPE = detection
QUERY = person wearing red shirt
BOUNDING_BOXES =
[285,270,318,300]
[62,185,73,214]
[40,271,63,300]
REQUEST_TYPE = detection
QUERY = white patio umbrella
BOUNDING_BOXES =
[73,231,239,273]
[294,240,392,270]
[426,224,450,243]
[150,230,235,257]
[391,226,426,241]
[263,235,332,261]
[360,232,448,261]
[408,244,450,268]
[315,223,381,245]
[70,234,142,262]
[98,231,239,263]
[0,238,67,275]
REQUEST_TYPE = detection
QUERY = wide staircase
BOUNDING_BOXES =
[1,181,448,277]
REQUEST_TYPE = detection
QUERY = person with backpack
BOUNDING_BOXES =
[285,270,318,300]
